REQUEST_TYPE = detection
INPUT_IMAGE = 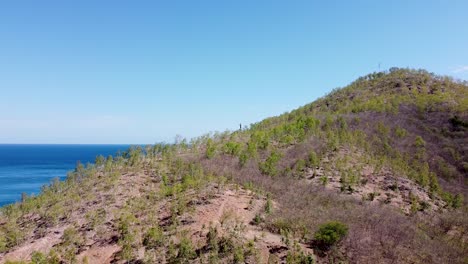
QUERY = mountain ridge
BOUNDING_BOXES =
[1,68,467,264]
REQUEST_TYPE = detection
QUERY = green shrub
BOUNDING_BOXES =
[31,251,47,264]
[294,159,306,175]
[233,246,245,263]
[0,234,7,252]
[218,236,235,255]
[238,151,249,168]
[428,172,440,194]
[85,208,106,230]
[253,214,262,225]
[117,213,138,262]
[395,127,407,138]
[175,236,196,262]
[259,151,282,176]
[2,222,25,250]
[223,141,242,156]
[94,155,105,167]
[206,226,219,251]
[43,249,60,264]
[205,139,216,159]
[414,136,426,148]
[265,195,273,214]
[59,227,84,264]
[143,226,164,249]
[246,142,258,159]
[313,221,348,249]
[286,250,315,264]
[319,176,328,186]
[280,134,295,145]
[452,194,464,208]
[251,131,270,150]
[308,151,319,168]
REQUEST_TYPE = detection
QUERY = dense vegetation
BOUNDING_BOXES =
[1,68,467,263]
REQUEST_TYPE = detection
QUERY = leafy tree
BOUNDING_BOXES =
[205,139,216,159]
[313,221,348,250]
[259,151,282,176]
[104,155,113,172]
[417,162,430,187]
[94,155,105,167]
[428,172,440,194]
[223,141,242,156]
[246,142,258,158]
[251,131,270,150]
[238,151,249,168]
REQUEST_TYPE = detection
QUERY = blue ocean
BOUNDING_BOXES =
[0,144,131,207]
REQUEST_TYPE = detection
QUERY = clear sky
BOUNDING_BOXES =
[1,0,467,144]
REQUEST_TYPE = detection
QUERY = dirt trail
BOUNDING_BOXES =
[1,226,65,262]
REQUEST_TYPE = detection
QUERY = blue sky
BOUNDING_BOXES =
[1,0,467,144]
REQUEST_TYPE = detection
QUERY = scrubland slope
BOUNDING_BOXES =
[1,68,467,263]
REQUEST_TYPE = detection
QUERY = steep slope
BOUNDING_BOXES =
[1,68,467,264]
[252,68,467,194]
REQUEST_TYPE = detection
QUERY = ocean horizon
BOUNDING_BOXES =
[0,144,132,207]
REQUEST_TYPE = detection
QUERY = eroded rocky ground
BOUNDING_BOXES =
[0,160,314,263]
[1,146,454,264]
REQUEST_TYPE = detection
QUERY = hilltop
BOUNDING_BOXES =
[1,68,467,263]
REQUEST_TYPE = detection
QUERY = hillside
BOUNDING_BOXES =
[1,68,467,264]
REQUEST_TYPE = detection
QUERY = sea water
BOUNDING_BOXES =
[0,144,131,207]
